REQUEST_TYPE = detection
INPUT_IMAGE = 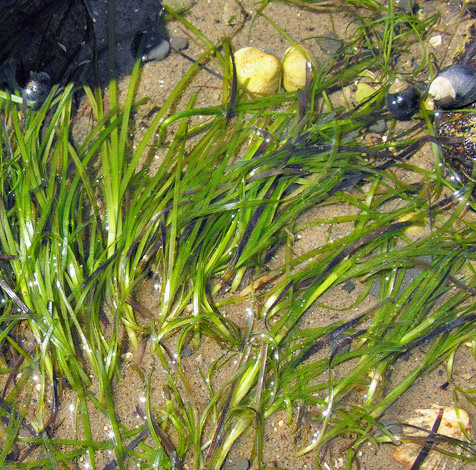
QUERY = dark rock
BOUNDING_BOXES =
[0,0,94,87]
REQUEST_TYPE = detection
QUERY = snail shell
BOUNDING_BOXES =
[282,45,314,92]
[385,78,420,120]
[428,64,476,109]
[234,47,281,96]
[23,71,51,106]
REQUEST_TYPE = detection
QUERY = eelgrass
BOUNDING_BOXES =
[1,1,476,469]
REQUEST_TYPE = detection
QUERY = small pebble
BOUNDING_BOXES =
[375,419,403,437]
[144,40,171,61]
[397,0,416,14]
[355,81,376,104]
[223,456,250,470]
[316,32,343,56]
[170,36,188,51]
[370,254,432,297]
[429,35,442,48]
[132,29,171,62]
[330,337,351,355]
[367,119,387,134]
[181,345,194,357]
[342,280,356,293]
[163,0,194,10]
[222,2,241,25]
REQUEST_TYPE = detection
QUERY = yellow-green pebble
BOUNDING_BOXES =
[282,46,314,92]
[234,47,282,96]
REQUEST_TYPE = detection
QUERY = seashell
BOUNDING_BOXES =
[23,71,51,106]
[282,45,314,92]
[132,29,170,62]
[428,64,476,109]
[391,407,472,469]
[233,47,281,96]
[385,77,420,120]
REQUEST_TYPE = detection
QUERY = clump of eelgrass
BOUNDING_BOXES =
[1,1,476,469]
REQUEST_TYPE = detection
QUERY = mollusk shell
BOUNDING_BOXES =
[391,407,472,469]
[385,85,419,120]
[24,71,51,105]
[234,47,281,96]
[433,26,476,187]
[428,64,476,109]
[282,46,314,92]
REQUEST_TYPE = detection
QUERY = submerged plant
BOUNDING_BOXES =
[0,1,476,469]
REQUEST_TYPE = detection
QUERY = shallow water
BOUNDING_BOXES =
[107,2,476,469]
[5,1,476,469]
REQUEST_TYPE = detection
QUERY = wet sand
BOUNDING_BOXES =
[11,0,476,469]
